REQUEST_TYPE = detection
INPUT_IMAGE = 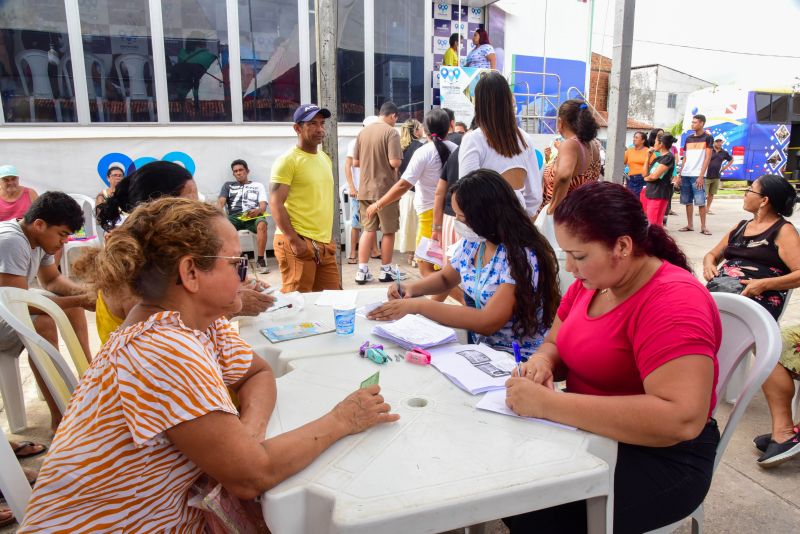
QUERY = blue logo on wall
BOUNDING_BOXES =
[96,151,196,185]
[439,68,462,82]
[436,38,448,47]
[471,8,482,16]
[436,3,448,14]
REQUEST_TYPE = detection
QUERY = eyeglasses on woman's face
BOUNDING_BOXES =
[200,256,248,282]
[745,187,765,197]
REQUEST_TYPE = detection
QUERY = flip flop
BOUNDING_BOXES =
[11,440,47,459]
[678,227,694,232]
[371,254,382,259]
[346,257,358,264]
[700,229,712,235]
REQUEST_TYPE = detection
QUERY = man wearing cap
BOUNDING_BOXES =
[269,104,341,292]
[352,101,403,284]
[705,138,733,215]
[0,165,38,222]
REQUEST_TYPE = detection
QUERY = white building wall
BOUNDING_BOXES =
[652,66,713,128]
[628,66,657,125]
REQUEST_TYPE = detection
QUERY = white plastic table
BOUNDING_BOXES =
[238,289,467,377]
[261,355,617,534]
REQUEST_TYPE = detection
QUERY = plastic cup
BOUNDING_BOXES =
[333,306,356,336]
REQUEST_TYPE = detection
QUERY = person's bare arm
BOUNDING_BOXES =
[166,385,399,499]
[702,226,734,280]
[644,163,669,182]
[228,356,277,440]
[365,180,412,220]
[432,178,448,243]
[269,183,307,256]
[547,139,579,214]
[217,197,228,211]
[487,53,496,70]
[36,263,95,310]
[741,223,800,296]
[506,355,715,446]
[245,200,267,219]
[344,156,357,195]
[389,158,402,169]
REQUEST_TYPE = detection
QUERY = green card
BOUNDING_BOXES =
[360,371,380,389]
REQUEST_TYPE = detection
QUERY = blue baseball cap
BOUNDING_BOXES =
[0,165,18,179]
[293,103,331,124]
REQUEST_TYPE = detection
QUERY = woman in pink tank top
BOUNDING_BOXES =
[0,165,38,221]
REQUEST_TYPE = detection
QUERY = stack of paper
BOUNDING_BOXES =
[371,314,457,349]
[428,344,517,394]
[414,237,443,267]
[476,389,576,431]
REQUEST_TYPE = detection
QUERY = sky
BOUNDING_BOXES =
[590,0,800,89]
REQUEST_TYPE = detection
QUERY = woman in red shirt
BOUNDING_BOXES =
[0,165,38,221]
[504,181,722,533]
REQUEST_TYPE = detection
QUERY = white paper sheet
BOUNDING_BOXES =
[314,290,359,307]
[428,344,516,394]
[356,301,385,317]
[415,237,444,267]
[372,314,457,349]
[476,389,576,431]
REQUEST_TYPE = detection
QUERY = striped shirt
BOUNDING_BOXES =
[19,312,253,533]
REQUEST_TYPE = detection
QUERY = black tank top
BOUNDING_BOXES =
[723,218,790,273]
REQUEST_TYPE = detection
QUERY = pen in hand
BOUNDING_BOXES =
[394,263,405,297]
[512,341,523,377]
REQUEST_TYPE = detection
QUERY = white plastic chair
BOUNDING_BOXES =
[646,292,782,534]
[60,194,102,279]
[114,53,155,121]
[0,425,32,523]
[0,288,88,431]
[14,49,63,121]
[61,53,107,121]
[533,207,575,296]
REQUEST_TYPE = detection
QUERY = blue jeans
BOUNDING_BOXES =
[680,176,707,206]
[626,174,644,196]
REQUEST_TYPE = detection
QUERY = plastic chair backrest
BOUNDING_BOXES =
[0,288,87,412]
[61,53,107,99]
[0,426,32,522]
[14,49,55,98]
[115,54,151,98]
[68,193,98,239]
[711,293,782,471]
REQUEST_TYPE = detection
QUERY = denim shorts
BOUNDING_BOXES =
[626,174,644,196]
[350,198,361,229]
[680,176,706,206]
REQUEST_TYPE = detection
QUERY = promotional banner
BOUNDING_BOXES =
[437,66,484,126]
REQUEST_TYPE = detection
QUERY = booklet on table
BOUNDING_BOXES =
[427,343,517,394]
[260,321,334,343]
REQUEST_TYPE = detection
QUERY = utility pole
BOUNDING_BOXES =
[315,0,342,281]
[605,0,635,184]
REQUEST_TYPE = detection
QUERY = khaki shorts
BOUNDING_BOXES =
[704,178,721,196]
[358,200,400,234]
[273,235,341,293]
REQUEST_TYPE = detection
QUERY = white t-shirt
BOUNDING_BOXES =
[218,181,267,215]
[402,139,457,214]
[346,138,360,190]
[458,128,542,215]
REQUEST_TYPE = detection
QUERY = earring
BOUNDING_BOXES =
[623,253,628,257]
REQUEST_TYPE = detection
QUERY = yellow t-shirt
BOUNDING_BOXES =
[443,47,459,66]
[270,146,334,243]
[95,290,123,345]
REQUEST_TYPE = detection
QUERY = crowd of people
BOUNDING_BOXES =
[1,70,798,532]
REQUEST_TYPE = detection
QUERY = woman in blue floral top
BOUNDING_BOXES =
[369,169,560,358]
[464,29,496,69]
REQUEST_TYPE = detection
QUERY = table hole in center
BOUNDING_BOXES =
[406,397,429,408]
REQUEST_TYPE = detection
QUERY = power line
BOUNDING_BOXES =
[592,34,800,59]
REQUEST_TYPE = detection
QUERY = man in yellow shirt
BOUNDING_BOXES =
[442,33,460,66]
[269,104,341,292]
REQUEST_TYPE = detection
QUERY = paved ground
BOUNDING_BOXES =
[2,197,798,533]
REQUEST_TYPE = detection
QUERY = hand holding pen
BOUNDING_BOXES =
[512,341,524,378]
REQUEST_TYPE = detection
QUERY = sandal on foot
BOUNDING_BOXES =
[11,440,47,459]
[700,229,712,235]
[678,226,694,232]
[346,257,358,264]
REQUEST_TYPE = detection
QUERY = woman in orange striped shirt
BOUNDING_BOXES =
[20,198,399,533]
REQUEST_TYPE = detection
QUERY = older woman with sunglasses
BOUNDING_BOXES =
[702,174,800,466]
[20,198,400,533]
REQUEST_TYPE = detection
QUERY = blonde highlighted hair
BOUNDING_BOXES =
[400,119,422,151]
[77,198,224,301]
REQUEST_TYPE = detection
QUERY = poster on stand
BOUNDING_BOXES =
[436,66,485,127]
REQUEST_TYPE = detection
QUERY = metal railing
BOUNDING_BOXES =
[507,70,561,135]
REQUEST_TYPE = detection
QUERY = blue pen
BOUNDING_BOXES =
[512,341,523,377]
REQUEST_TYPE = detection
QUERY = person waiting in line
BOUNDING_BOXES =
[88,161,273,344]
[217,159,270,274]
[675,113,713,235]
[344,115,381,264]
[642,133,677,227]
[454,121,467,134]
[442,107,463,146]
[540,100,601,215]
[701,174,799,466]
[0,192,95,433]
[705,137,733,215]
[504,181,721,533]
[459,71,542,217]
[270,104,342,292]
[464,28,496,69]
[19,198,400,533]
[442,32,460,66]
[623,131,649,199]
[396,118,425,265]
[352,102,404,284]
[369,170,560,359]
[95,163,125,206]
[367,109,457,294]
[0,164,38,222]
